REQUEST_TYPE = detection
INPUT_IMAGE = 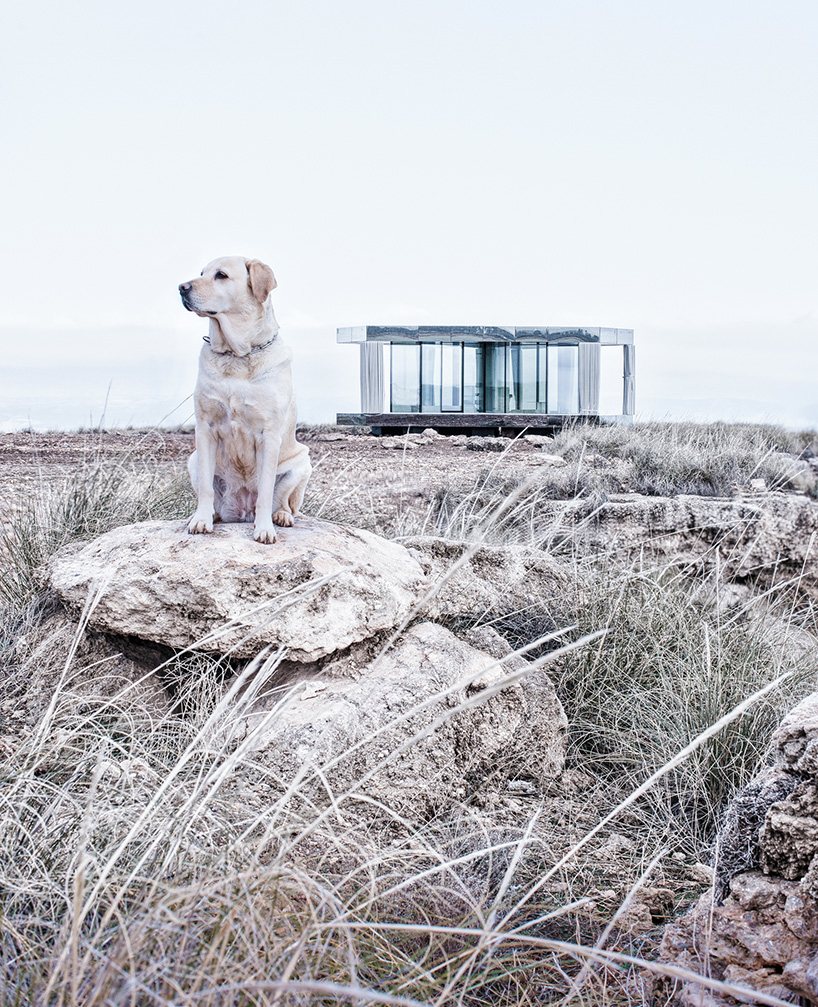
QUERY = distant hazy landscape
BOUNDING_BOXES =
[3,318,817,433]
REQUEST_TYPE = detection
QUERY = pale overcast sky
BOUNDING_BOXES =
[1,0,816,429]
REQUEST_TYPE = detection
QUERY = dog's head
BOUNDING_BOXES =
[178,256,277,318]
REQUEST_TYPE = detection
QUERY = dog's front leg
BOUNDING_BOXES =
[188,425,218,534]
[254,429,282,544]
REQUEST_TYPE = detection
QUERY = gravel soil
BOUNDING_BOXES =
[0,427,549,532]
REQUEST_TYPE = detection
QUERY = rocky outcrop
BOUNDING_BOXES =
[659,693,818,1004]
[402,536,574,624]
[50,517,426,662]
[47,518,570,819]
[238,621,568,816]
[579,492,818,595]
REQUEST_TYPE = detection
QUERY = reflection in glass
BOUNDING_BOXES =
[483,344,506,412]
[598,345,625,415]
[421,343,441,412]
[463,344,484,412]
[391,339,588,416]
[537,346,548,411]
[547,345,579,414]
[390,343,420,413]
[508,344,538,412]
[441,343,462,412]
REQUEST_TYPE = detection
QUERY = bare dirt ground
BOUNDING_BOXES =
[0,427,548,530]
[0,429,195,496]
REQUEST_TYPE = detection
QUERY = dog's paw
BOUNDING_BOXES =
[253,523,277,544]
[188,514,213,535]
[272,509,294,528]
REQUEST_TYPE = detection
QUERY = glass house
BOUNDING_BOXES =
[337,325,635,434]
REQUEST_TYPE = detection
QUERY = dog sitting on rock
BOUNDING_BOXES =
[178,255,311,544]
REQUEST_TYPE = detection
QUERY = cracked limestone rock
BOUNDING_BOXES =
[49,517,427,662]
[238,621,568,817]
[403,536,573,625]
[659,692,818,1005]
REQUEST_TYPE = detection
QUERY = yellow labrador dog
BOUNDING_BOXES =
[178,255,311,544]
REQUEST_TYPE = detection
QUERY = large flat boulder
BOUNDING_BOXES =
[240,621,568,817]
[49,518,426,662]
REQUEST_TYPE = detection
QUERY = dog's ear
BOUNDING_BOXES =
[246,259,277,303]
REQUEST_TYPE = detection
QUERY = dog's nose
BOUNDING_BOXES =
[179,282,192,293]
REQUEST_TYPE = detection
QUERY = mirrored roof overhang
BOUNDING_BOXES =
[337,325,633,345]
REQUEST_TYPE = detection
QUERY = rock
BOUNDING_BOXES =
[378,429,440,449]
[50,517,427,662]
[526,452,567,468]
[402,536,573,624]
[689,863,716,885]
[599,832,637,857]
[465,437,508,452]
[240,621,568,816]
[615,901,654,933]
[431,483,818,598]
[523,434,554,445]
[562,492,818,600]
[659,692,818,1003]
[379,435,419,449]
[759,782,818,880]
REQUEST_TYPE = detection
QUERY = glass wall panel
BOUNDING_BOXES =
[598,345,625,415]
[537,344,548,411]
[390,343,420,413]
[421,343,441,412]
[441,343,463,411]
[547,345,579,414]
[508,343,538,412]
[483,344,507,412]
[463,344,484,412]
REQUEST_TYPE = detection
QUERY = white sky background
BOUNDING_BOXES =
[1,0,816,430]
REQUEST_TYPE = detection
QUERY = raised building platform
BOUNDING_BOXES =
[336,412,631,436]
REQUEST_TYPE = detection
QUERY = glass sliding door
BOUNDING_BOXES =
[463,343,484,412]
[483,344,507,412]
[441,343,463,412]
[537,344,548,412]
[390,343,420,413]
[547,345,579,414]
[508,343,538,412]
[420,343,441,412]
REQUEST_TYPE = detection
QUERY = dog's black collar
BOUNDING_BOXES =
[202,335,276,357]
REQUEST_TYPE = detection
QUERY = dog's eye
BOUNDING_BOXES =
[215,270,228,280]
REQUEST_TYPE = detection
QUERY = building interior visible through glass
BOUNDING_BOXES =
[337,326,635,425]
[391,342,596,415]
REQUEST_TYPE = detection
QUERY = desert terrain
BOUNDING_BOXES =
[1,420,817,1005]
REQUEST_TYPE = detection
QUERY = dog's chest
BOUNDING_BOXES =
[198,374,280,434]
